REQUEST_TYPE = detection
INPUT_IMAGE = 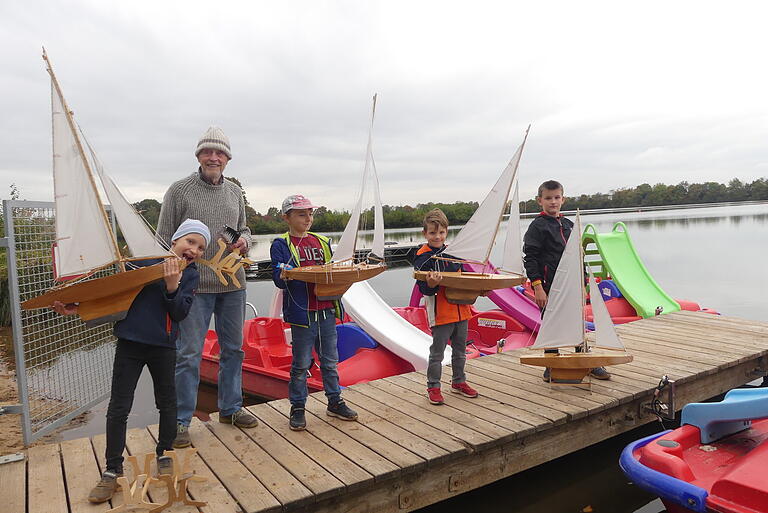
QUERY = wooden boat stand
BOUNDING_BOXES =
[520,351,634,388]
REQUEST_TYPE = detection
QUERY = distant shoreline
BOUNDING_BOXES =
[518,199,768,219]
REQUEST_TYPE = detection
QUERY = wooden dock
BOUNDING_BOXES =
[4,311,767,513]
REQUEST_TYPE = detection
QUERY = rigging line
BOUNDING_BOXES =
[78,125,171,251]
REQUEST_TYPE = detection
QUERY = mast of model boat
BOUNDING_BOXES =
[576,210,587,350]
[334,93,384,264]
[43,48,125,272]
[443,126,529,270]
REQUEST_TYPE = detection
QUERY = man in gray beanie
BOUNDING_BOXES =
[157,126,258,448]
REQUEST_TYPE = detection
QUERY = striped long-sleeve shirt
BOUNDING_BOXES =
[157,171,252,293]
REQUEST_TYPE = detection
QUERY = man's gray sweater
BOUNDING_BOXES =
[157,172,252,293]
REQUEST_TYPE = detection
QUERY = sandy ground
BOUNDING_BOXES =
[0,328,88,455]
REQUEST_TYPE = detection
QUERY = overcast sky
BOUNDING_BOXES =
[2,1,767,213]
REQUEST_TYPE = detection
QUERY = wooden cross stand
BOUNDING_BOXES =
[106,449,208,513]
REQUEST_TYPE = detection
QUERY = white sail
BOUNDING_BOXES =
[530,221,585,349]
[51,81,118,277]
[370,157,385,260]
[447,131,528,263]
[334,94,381,263]
[501,178,523,274]
[83,135,170,258]
[588,269,626,350]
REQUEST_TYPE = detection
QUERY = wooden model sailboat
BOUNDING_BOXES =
[21,51,181,325]
[413,128,530,304]
[519,213,633,384]
[282,94,386,300]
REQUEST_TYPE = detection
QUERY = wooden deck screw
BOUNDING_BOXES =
[448,473,463,492]
[398,490,413,509]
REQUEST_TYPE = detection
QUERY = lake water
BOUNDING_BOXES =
[61,203,768,513]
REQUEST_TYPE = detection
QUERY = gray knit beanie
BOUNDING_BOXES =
[195,126,232,159]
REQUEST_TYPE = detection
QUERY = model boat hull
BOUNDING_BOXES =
[412,270,525,305]
[21,259,183,325]
[284,263,386,300]
[519,352,633,383]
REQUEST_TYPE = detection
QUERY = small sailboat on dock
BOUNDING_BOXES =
[520,213,633,384]
[21,51,181,325]
[413,128,529,304]
[282,94,386,300]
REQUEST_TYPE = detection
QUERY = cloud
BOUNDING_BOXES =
[2,0,767,213]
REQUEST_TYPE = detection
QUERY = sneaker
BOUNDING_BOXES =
[173,423,191,449]
[219,408,259,428]
[451,382,478,398]
[542,368,551,382]
[289,405,306,431]
[327,400,358,421]
[156,455,173,476]
[589,367,611,380]
[427,387,444,405]
[87,470,122,503]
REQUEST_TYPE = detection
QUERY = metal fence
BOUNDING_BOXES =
[3,199,117,444]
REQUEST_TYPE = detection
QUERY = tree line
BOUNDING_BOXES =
[130,177,768,235]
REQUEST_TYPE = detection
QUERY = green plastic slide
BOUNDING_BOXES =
[582,222,679,318]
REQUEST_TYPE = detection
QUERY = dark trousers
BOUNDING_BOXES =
[105,339,177,473]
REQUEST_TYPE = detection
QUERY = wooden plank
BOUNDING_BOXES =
[502,354,652,399]
[636,322,768,355]
[467,357,613,415]
[147,424,242,513]
[419,367,568,425]
[360,380,498,450]
[187,418,281,513]
[650,313,768,343]
[124,427,197,513]
[481,353,630,404]
[496,352,649,399]
[268,399,401,482]
[398,371,556,431]
[205,413,315,508]
[664,311,768,335]
[618,334,726,369]
[60,437,111,513]
[458,362,589,418]
[384,374,535,437]
[27,443,67,513]
[630,322,762,356]
[617,347,711,378]
[0,455,25,513]
[305,395,427,472]
[252,402,373,493]
[332,388,465,462]
[234,406,346,502]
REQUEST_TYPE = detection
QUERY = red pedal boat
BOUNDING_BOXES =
[620,388,768,513]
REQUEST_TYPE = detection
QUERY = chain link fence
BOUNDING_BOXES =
[3,199,117,444]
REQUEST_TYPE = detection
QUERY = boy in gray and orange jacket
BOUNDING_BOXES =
[414,208,478,405]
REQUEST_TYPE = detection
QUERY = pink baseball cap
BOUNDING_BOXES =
[281,194,320,214]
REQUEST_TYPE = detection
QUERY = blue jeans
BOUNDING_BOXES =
[289,308,341,406]
[176,289,245,425]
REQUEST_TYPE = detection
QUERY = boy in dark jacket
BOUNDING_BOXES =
[270,194,358,431]
[414,208,478,405]
[523,180,609,381]
[53,218,208,503]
